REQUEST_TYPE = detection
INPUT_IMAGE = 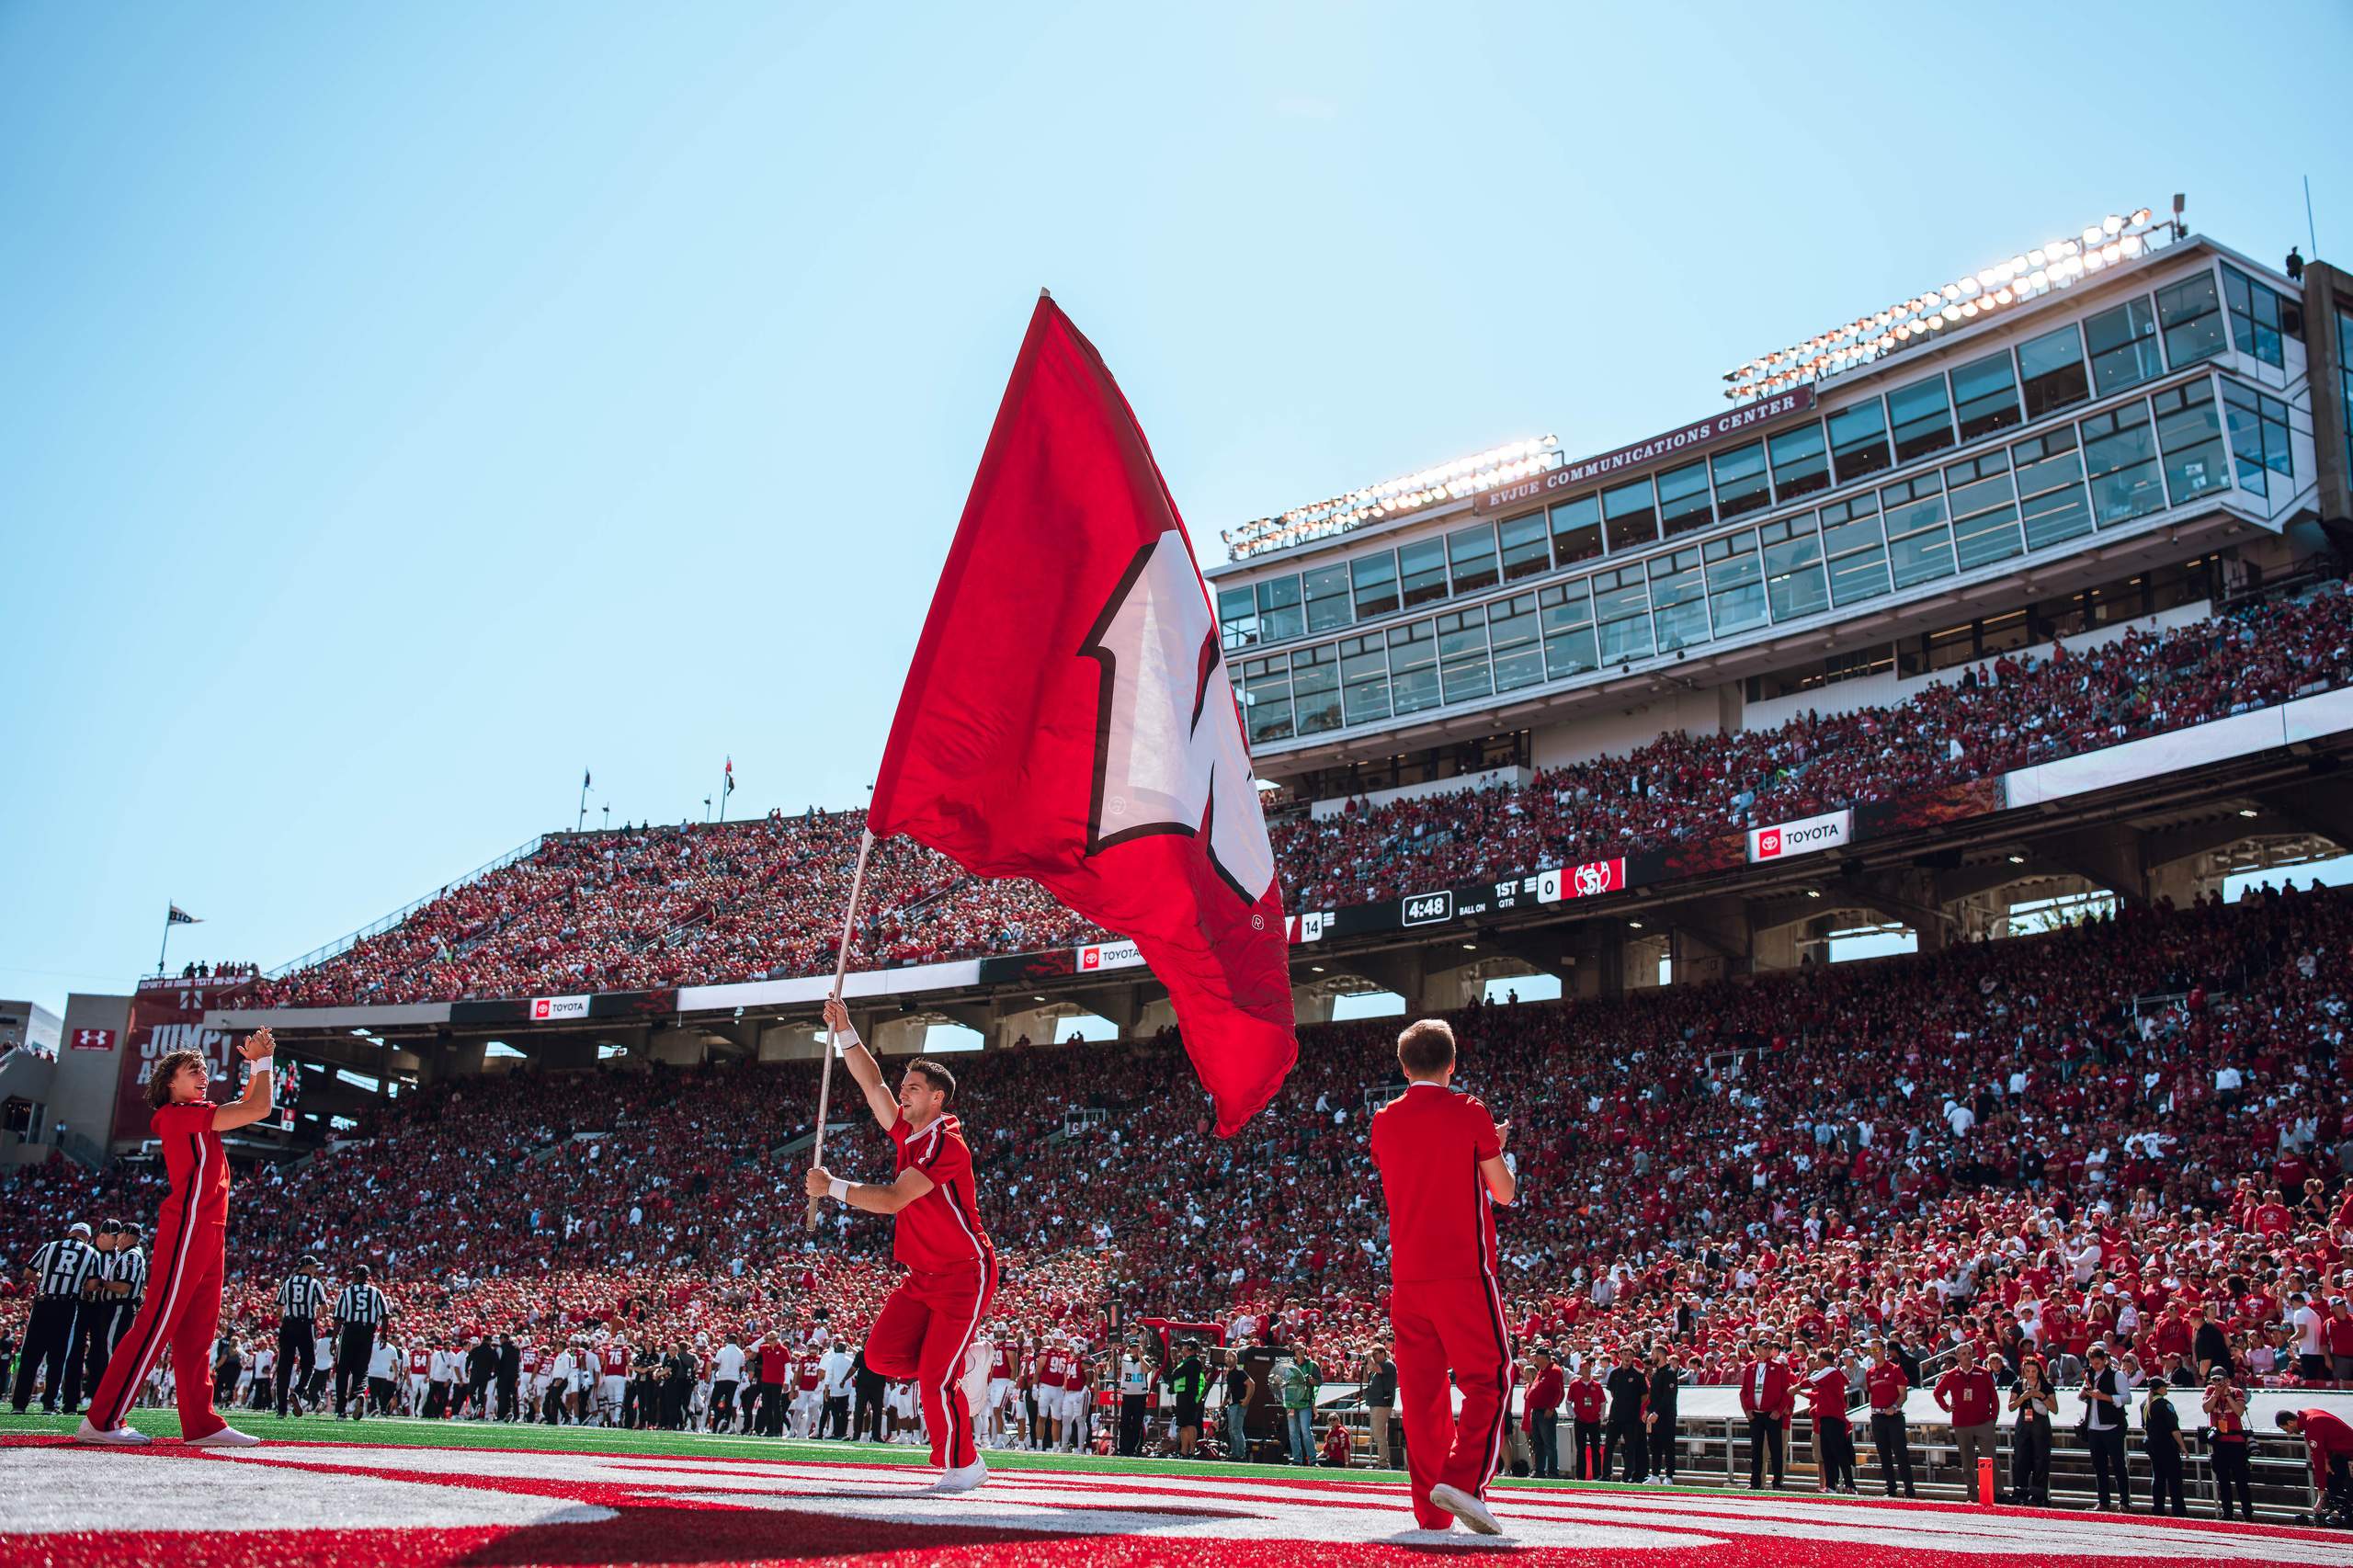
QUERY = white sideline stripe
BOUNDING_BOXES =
[196,1447,2353,1563]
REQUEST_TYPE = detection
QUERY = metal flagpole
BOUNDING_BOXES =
[577,772,590,833]
[158,903,173,978]
[806,828,877,1229]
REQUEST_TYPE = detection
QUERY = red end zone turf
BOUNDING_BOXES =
[0,1437,2340,1567]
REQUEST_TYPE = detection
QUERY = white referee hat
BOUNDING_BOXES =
[68,1221,92,1236]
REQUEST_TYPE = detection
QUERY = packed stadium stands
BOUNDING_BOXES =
[8,877,2342,1408]
[239,579,2353,1009]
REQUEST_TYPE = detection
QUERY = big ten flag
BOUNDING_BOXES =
[114,975,254,1135]
[870,296,1296,1134]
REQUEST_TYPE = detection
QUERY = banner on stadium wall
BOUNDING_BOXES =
[1474,387,1814,517]
[1746,808,1853,863]
[448,988,677,1027]
[115,980,251,1140]
[1536,858,1627,903]
[1074,938,1144,974]
[70,1028,116,1051]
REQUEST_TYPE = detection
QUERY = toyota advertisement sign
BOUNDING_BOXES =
[1747,809,1853,863]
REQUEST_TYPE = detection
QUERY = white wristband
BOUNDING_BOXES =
[834,1031,859,1059]
[828,1177,849,1202]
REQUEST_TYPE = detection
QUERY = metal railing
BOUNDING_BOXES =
[267,834,547,978]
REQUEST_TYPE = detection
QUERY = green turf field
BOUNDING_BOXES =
[0,1408,1757,1496]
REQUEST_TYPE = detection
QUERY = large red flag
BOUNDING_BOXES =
[869,296,1297,1135]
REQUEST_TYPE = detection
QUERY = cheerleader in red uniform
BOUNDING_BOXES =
[77,1028,278,1446]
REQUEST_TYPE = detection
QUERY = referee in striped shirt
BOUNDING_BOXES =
[275,1256,327,1417]
[64,1222,145,1413]
[10,1222,102,1414]
[332,1266,392,1420]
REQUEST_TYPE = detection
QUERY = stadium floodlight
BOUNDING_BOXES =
[1221,435,1563,561]
[2238,808,2259,818]
[1720,206,2171,401]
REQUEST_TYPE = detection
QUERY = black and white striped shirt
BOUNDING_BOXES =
[278,1272,326,1322]
[29,1238,102,1299]
[334,1281,391,1326]
[109,1246,148,1302]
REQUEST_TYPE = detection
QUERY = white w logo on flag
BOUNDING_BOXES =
[1079,530,1276,905]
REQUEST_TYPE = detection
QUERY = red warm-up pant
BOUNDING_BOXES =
[88,1211,227,1440]
[863,1252,995,1471]
[1391,1275,1510,1530]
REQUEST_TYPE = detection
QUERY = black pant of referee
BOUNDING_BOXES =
[276,1324,314,1415]
[335,1326,376,1418]
[62,1298,122,1413]
[9,1296,79,1413]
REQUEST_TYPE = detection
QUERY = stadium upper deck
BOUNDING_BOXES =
[21,223,2353,1156]
[1207,219,2343,801]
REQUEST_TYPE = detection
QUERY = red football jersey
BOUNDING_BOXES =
[991,1346,1015,1380]
[1368,1083,1502,1284]
[601,1346,628,1378]
[148,1100,232,1230]
[409,1350,430,1377]
[890,1113,990,1274]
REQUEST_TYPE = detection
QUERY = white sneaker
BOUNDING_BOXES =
[186,1426,262,1448]
[927,1458,988,1494]
[1428,1483,1503,1536]
[74,1418,152,1446]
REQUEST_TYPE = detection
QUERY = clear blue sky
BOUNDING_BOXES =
[4,0,2347,1015]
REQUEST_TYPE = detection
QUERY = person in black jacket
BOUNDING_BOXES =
[2080,1346,2132,1512]
[852,1349,887,1442]
[494,1335,520,1422]
[663,1343,695,1429]
[2142,1377,2185,1516]
[1604,1347,1650,1483]
[464,1335,496,1420]
[2188,1307,2234,1383]
[1645,1346,1681,1482]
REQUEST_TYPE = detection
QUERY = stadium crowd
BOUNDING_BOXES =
[234,581,2352,1010]
[9,879,2344,1452]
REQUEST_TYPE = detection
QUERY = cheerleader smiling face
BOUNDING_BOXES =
[169,1057,210,1101]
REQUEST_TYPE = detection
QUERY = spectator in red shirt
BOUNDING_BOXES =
[1739,1338,1794,1490]
[2328,1300,2353,1383]
[1933,1344,2000,1497]
[1524,1347,1564,1479]
[1864,1339,1915,1498]
[2279,1408,2353,1513]
[1320,1414,1353,1468]
[1803,1347,1856,1494]
[1566,1361,1607,1481]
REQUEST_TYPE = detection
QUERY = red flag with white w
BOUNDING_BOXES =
[870,296,1296,1134]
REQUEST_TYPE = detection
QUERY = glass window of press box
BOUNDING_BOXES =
[1211,258,2290,705]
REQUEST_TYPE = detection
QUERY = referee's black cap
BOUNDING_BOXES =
[352,1263,371,1280]
[298,1254,321,1268]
